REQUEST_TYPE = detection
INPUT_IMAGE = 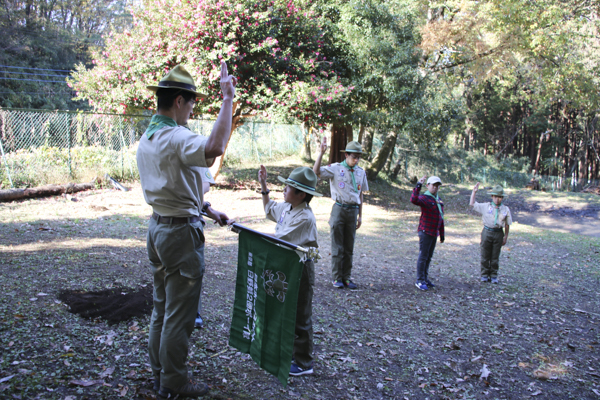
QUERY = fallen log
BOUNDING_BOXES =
[0,182,96,202]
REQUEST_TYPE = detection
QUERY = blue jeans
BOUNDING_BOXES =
[416,231,437,283]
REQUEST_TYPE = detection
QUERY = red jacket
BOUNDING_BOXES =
[410,183,445,241]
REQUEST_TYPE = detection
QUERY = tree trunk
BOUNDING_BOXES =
[300,121,312,161]
[0,182,95,202]
[329,123,352,164]
[391,153,404,180]
[366,130,399,181]
[361,128,374,160]
[357,122,365,143]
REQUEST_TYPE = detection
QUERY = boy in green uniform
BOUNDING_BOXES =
[258,165,322,376]
[470,183,512,284]
[313,138,368,289]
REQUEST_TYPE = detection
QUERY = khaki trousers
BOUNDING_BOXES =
[146,218,205,389]
[480,228,504,278]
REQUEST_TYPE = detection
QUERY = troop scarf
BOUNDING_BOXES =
[144,114,178,139]
[424,190,444,220]
[341,160,358,192]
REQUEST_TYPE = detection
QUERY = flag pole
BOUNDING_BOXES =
[200,212,308,253]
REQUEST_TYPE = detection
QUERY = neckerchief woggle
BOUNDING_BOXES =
[340,160,358,193]
[423,190,444,220]
[144,114,178,139]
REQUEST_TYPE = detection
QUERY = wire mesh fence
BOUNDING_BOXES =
[0,108,304,188]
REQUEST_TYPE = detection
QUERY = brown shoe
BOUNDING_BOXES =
[158,380,209,398]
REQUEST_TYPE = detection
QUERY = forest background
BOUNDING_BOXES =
[1,0,600,186]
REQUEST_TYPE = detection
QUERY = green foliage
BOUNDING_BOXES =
[0,145,138,188]
[0,0,132,110]
[70,0,352,125]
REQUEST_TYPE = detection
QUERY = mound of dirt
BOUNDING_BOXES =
[58,286,153,324]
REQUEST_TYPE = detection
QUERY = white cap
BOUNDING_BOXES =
[427,176,442,185]
[199,167,215,184]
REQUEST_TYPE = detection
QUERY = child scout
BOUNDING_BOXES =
[258,165,321,376]
[470,183,512,284]
[410,175,444,291]
[313,138,368,290]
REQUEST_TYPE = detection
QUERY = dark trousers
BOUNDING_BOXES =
[480,228,504,278]
[329,204,358,281]
[293,260,314,369]
[416,231,437,283]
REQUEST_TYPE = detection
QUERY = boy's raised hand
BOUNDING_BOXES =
[418,175,428,185]
[473,182,480,192]
[319,137,328,155]
[258,164,267,185]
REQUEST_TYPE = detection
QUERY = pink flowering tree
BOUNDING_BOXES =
[70,0,351,173]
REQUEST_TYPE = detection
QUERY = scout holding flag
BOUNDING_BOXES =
[470,183,512,284]
[258,166,321,376]
[313,138,369,290]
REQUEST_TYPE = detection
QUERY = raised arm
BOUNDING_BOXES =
[205,61,237,159]
[258,165,270,208]
[470,182,480,206]
[313,137,327,177]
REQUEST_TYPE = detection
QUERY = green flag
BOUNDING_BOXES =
[229,230,303,386]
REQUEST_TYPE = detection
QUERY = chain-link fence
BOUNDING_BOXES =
[0,108,304,188]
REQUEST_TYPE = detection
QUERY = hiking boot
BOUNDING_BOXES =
[481,276,490,283]
[343,279,358,290]
[415,282,428,291]
[290,363,313,376]
[491,277,499,284]
[158,380,209,398]
[332,279,344,288]
[195,313,204,329]
[425,279,436,288]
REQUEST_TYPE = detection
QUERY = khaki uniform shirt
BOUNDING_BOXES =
[136,125,214,217]
[473,202,513,228]
[319,163,369,205]
[264,200,318,248]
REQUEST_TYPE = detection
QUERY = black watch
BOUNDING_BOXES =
[202,202,211,212]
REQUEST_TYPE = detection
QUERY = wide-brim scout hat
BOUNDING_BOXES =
[427,176,442,185]
[340,141,363,154]
[146,65,207,99]
[277,167,323,197]
[488,184,505,197]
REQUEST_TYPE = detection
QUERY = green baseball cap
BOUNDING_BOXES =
[341,141,363,154]
[488,185,505,197]
[147,65,207,99]
[277,167,323,197]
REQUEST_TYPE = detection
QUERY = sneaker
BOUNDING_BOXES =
[332,279,344,288]
[158,380,208,398]
[289,363,313,376]
[415,282,428,291]
[481,276,490,283]
[195,313,203,329]
[343,279,358,290]
[425,279,436,288]
[491,277,499,284]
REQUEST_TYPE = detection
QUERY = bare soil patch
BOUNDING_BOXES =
[58,286,153,325]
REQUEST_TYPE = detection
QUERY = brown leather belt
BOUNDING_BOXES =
[151,212,203,224]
